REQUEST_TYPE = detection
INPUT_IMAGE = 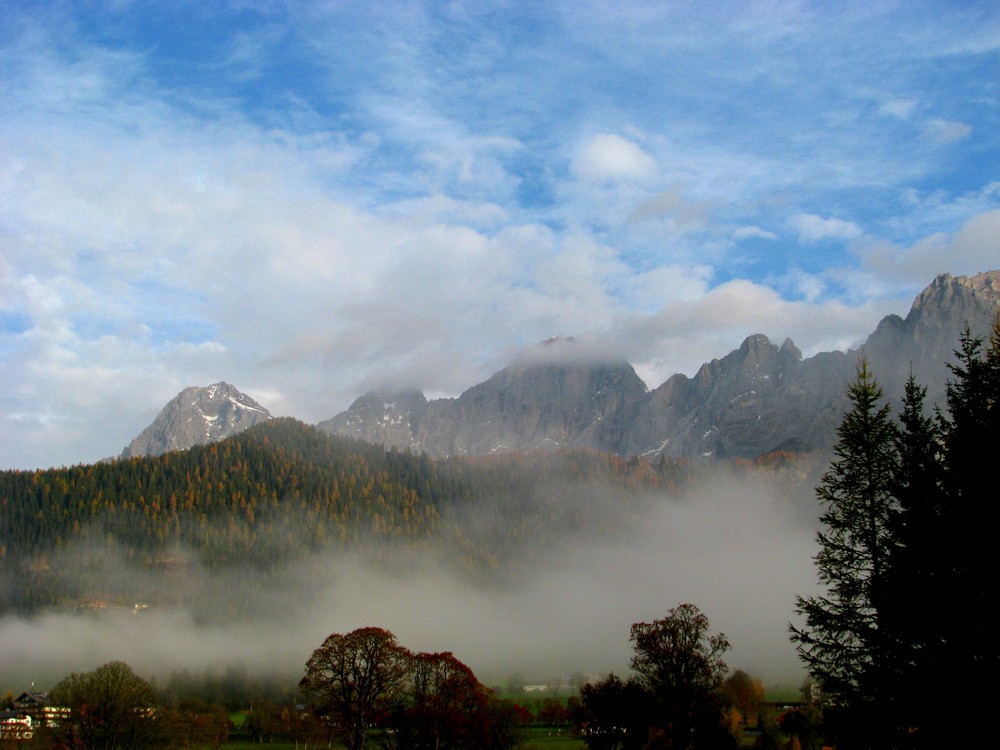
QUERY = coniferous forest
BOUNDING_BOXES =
[0,419,690,617]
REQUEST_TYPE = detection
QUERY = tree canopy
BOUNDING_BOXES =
[299,626,412,750]
[630,603,732,749]
[48,660,160,750]
[299,627,525,750]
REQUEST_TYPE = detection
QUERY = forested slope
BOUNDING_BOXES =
[0,418,684,615]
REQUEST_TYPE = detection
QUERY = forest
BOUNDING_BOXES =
[0,421,697,616]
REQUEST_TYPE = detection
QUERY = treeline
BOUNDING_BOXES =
[0,420,688,614]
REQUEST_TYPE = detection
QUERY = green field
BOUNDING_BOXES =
[522,730,586,750]
[216,729,584,750]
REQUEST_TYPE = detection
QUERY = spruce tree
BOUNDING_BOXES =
[885,374,946,743]
[926,317,1000,746]
[790,359,898,747]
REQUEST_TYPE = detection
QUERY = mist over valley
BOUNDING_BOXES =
[1,444,821,693]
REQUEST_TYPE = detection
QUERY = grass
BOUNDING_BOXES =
[217,726,582,750]
[217,734,583,750]
[523,731,586,750]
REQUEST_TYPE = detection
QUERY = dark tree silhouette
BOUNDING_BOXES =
[299,627,411,750]
[579,673,652,750]
[386,651,493,750]
[630,603,731,750]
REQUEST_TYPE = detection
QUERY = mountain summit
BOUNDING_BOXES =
[319,270,1000,460]
[121,382,271,458]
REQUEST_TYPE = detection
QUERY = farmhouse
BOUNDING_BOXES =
[0,692,68,741]
[0,711,33,742]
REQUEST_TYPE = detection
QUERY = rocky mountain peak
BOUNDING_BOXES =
[737,333,779,366]
[121,382,271,458]
[779,337,803,361]
[911,270,1000,314]
[316,390,428,446]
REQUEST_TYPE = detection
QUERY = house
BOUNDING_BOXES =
[12,692,48,711]
[0,711,33,741]
[4,691,68,737]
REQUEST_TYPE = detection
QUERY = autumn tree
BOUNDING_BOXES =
[384,650,494,750]
[538,696,569,727]
[299,627,412,750]
[483,697,531,750]
[719,669,763,727]
[629,603,732,750]
[47,660,161,750]
[161,698,231,750]
[243,701,283,744]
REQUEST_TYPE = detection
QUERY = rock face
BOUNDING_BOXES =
[121,382,271,458]
[319,271,1000,460]
[619,334,848,459]
[412,358,650,456]
[316,390,428,447]
[318,346,649,456]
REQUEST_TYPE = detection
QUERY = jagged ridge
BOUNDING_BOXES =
[318,271,1000,460]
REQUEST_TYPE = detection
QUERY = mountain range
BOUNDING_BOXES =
[126,270,1000,462]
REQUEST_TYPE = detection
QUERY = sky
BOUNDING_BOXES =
[2,0,999,471]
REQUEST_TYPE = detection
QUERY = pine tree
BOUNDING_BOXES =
[884,374,947,743]
[790,359,899,747]
[923,317,1000,747]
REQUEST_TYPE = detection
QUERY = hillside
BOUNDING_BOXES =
[0,419,683,617]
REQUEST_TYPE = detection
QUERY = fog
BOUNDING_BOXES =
[1,469,821,693]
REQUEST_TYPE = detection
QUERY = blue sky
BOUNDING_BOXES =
[2,0,999,470]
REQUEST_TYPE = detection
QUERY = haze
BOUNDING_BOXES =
[1,468,820,692]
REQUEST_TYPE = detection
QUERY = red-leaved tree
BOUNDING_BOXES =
[299,627,411,750]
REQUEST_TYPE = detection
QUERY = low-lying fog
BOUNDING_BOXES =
[1,469,821,692]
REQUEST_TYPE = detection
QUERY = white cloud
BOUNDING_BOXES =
[789,213,863,243]
[878,98,918,120]
[733,225,778,241]
[772,269,827,303]
[630,186,716,230]
[619,264,713,312]
[616,278,892,389]
[860,208,1000,283]
[572,134,656,182]
[380,193,510,228]
[922,118,972,143]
